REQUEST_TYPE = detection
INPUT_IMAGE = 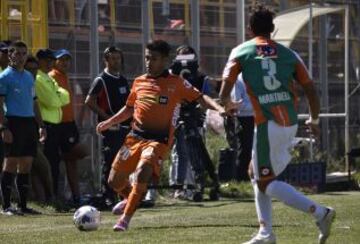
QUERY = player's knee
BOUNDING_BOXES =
[107,170,126,189]
[134,162,153,184]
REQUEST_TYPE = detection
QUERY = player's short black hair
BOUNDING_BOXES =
[103,46,123,60]
[146,40,171,57]
[103,46,124,69]
[8,41,27,53]
[249,2,275,36]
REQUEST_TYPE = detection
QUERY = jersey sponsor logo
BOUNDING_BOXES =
[159,95,168,104]
[258,91,291,105]
[260,167,271,176]
[256,44,277,58]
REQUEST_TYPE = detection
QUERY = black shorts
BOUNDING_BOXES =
[58,121,80,153]
[4,116,37,157]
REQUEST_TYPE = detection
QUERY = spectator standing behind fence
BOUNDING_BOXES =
[85,46,131,209]
[49,49,88,206]
[0,41,46,215]
[24,56,54,203]
[35,49,70,200]
[224,73,254,182]
[219,3,335,244]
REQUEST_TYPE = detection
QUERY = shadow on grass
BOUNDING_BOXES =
[135,223,285,230]
[320,192,354,196]
[141,198,254,212]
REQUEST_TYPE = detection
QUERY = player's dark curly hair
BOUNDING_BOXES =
[249,2,275,36]
[146,40,171,57]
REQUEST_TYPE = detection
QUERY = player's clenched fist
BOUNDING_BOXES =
[96,120,112,134]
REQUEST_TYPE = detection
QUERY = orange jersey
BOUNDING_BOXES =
[49,68,74,122]
[126,71,202,145]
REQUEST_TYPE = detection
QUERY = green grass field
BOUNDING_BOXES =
[0,191,359,244]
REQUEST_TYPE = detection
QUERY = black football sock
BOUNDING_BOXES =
[16,173,30,210]
[1,171,15,210]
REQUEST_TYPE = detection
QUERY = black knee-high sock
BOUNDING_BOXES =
[16,173,30,210]
[1,171,15,210]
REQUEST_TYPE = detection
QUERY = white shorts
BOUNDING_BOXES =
[252,120,298,180]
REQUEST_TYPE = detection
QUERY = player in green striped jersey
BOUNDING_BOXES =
[220,3,335,244]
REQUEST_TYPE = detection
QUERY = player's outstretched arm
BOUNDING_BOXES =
[197,94,225,115]
[96,106,134,134]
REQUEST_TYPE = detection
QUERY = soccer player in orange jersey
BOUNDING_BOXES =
[96,40,226,231]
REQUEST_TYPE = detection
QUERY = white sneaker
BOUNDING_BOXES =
[317,207,336,244]
[242,233,276,244]
[144,189,157,202]
[1,207,20,216]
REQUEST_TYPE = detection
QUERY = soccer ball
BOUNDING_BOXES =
[73,205,101,231]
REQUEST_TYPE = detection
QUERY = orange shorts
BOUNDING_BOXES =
[111,135,170,180]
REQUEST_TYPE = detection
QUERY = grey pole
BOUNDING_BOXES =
[236,0,245,43]
[142,0,150,72]
[89,0,100,191]
[308,2,314,160]
[345,5,350,177]
[319,9,329,164]
[308,2,313,77]
[191,0,200,59]
[90,2,99,78]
